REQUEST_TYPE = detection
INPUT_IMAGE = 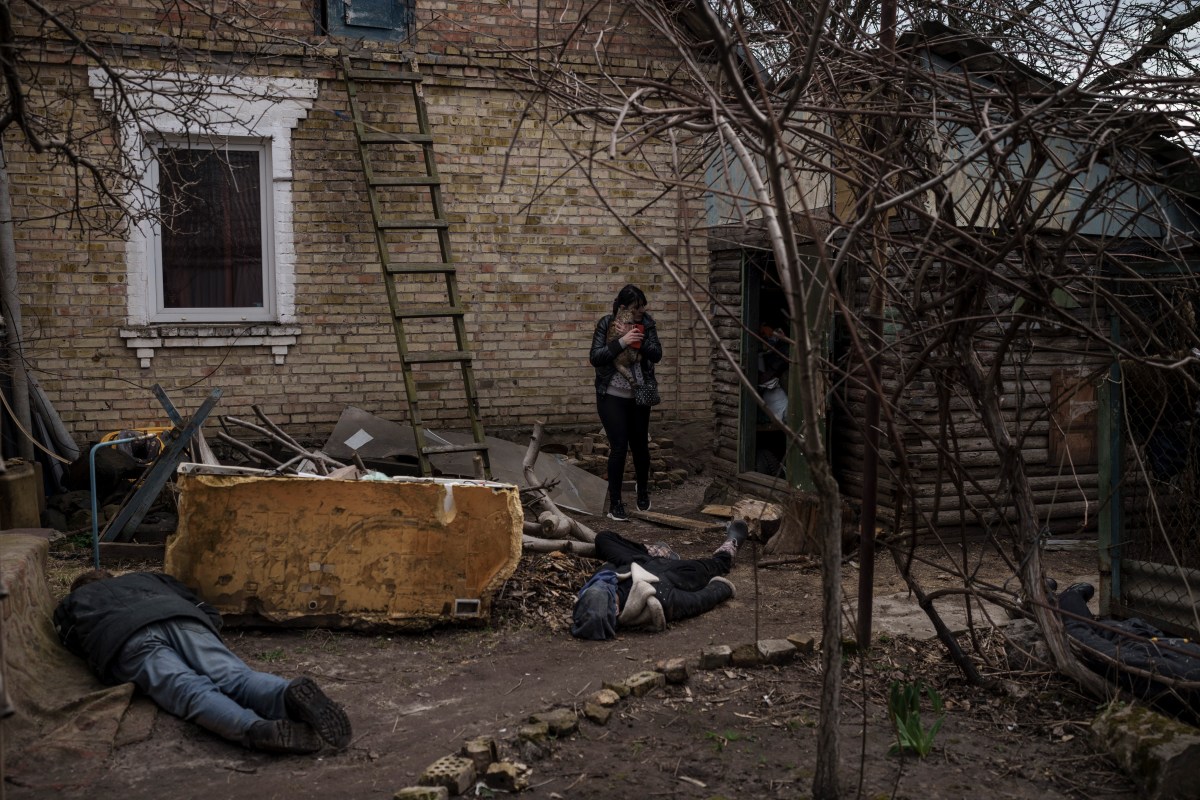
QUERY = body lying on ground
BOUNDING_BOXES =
[570,522,748,640]
[54,569,352,754]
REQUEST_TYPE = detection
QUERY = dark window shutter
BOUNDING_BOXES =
[326,0,411,41]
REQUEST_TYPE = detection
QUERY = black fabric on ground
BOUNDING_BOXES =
[1055,583,1200,719]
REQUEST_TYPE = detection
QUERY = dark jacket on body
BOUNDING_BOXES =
[53,572,223,682]
[589,311,663,398]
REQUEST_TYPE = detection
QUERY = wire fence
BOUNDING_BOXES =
[1108,325,1200,640]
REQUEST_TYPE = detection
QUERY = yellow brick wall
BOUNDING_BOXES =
[7,0,712,444]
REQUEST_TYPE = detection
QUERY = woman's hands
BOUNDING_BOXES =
[614,321,644,348]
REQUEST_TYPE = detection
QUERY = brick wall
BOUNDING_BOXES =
[6,0,712,448]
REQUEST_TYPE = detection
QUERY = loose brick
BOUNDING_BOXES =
[699,645,732,669]
[583,702,613,725]
[625,670,666,697]
[530,708,578,737]
[484,761,531,792]
[759,639,798,665]
[786,634,817,654]
[418,756,475,796]
[588,688,621,707]
[460,736,497,774]
[394,788,449,800]
[655,657,689,684]
[730,642,764,668]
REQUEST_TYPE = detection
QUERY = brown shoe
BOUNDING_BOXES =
[244,719,322,754]
[284,677,352,749]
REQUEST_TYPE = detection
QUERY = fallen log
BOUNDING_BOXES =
[521,420,597,548]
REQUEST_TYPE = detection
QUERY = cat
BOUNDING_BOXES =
[607,304,641,384]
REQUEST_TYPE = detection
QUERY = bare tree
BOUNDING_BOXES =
[491,0,1200,794]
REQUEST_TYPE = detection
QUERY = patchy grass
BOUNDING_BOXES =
[254,647,287,664]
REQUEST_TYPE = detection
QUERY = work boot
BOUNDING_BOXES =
[284,677,353,749]
[244,719,322,754]
[1065,583,1095,602]
[714,519,749,558]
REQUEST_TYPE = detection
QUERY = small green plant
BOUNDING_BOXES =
[255,647,285,664]
[887,680,945,758]
[704,729,745,752]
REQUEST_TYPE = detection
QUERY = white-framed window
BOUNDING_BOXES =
[149,139,274,322]
[89,70,316,364]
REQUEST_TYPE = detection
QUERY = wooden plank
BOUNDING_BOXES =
[628,510,724,532]
[700,504,734,518]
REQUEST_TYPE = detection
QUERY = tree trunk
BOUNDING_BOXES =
[763,492,820,555]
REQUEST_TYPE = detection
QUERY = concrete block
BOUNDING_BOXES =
[625,670,666,697]
[699,645,732,669]
[1091,702,1200,800]
[602,679,631,698]
[655,657,689,684]
[418,755,475,796]
[588,688,621,707]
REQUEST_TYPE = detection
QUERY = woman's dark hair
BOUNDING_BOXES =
[612,284,648,316]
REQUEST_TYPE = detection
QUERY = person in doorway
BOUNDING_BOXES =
[53,570,352,754]
[590,284,663,521]
[570,520,748,640]
[757,312,791,424]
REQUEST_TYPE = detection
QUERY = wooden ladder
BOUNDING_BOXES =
[341,56,491,479]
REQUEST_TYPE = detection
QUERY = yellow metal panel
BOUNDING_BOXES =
[165,472,523,630]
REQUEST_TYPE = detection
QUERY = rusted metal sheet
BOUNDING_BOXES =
[165,466,523,630]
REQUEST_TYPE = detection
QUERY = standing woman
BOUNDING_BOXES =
[590,284,663,520]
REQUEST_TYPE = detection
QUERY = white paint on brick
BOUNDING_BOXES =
[119,325,301,367]
[90,70,316,364]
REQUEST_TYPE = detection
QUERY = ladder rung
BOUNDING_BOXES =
[369,176,441,187]
[346,68,424,83]
[360,132,434,145]
[404,350,473,364]
[421,443,490,456]
[395,306,465,319]
[387,262,457,275]
[379,220,450,230]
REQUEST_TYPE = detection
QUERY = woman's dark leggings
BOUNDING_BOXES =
[597,394,652,503]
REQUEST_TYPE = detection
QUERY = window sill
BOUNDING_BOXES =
[121,325,302,368]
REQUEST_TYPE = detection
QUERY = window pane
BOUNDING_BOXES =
[158,148,263,310]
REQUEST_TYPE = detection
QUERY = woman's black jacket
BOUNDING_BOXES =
[589,312,663,398]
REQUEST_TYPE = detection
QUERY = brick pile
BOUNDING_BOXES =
[567,430,690,490]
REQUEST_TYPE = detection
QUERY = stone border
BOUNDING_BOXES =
[392,634,818,798]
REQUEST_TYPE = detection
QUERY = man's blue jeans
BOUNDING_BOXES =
[110,619,289,744]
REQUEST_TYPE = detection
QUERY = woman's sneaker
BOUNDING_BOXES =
[636,488,651,512]
[607,499,628,521]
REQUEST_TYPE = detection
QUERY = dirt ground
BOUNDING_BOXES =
[14,477,1136,800]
